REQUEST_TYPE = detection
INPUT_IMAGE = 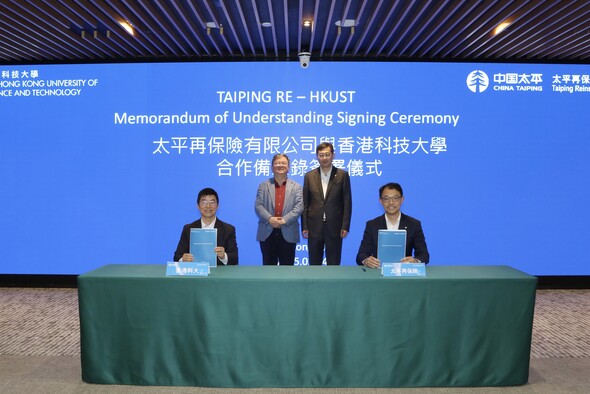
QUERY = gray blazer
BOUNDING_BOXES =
[255,178,303,243]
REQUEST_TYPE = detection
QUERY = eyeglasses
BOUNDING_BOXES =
[317,153,333,159]
[199,200,218,207]
[381,196,402,203]
[273,161,289,166]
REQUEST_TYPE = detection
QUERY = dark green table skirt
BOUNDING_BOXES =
[78,265,537,387]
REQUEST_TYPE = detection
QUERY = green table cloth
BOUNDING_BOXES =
[78,265,537,387]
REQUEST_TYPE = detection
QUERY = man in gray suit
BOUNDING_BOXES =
[302,142,352,265]
[255,154,303,265]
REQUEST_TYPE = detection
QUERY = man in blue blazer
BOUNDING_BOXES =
[174,187,238,265]
[255,154,303,265]
[302,142,352,265]
[356,182,429,268]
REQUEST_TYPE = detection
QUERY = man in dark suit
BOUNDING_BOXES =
[356,182,429,268]
[302,142,352,265]
[173,187,238,265]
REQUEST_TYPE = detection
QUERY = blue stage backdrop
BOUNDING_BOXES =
[1,61,588,275]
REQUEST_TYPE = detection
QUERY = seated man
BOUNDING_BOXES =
[173,187,238,265]
[356,182,429,268]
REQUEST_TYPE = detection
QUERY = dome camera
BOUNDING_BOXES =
[298,52,311,68]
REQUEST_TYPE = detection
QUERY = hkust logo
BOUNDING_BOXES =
[466,70,489,93]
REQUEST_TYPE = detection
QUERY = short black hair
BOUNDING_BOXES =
[197,187,219,204]
[379,183,403,198]
[316,142,334,154]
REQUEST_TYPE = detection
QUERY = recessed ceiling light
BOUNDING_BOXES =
[261,22,272,27]
[119,21,134,35]
[335,19,357,28]
[494,21,511,35]
[303,20,312,27]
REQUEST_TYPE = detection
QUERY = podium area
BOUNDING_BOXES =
[78,265,537,388]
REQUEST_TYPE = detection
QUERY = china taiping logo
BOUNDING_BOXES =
[466,70,489,93]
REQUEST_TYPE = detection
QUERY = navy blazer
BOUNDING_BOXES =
[302,167,352,237]
[356,213,429,264]
[173,218,239,265]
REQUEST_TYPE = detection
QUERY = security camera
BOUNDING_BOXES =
[298,52,311,68]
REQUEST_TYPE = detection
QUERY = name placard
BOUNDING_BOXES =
[381,262,426,277]
[166,262,210,277]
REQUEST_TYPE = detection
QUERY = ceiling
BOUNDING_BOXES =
[2,0,590,65]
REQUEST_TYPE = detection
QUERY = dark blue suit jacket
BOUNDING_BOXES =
[356,213,429,264]
[302,167,352,237]
[173,218,239,265]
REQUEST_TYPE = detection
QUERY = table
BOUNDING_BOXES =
[78,265,537,387]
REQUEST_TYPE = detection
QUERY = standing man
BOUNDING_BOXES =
[356,182,429,268]
[173,187,238,265]
[302,142,352,265]
[255,154,303,265]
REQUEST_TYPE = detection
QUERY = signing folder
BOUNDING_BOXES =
[377,229,407,263]
[190,228,217,268]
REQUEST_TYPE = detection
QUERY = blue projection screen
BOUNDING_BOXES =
[1,61,588,275]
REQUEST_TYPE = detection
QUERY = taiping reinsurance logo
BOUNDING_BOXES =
[466,70,489,93]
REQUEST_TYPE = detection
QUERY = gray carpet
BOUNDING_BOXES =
[1,288,589,393]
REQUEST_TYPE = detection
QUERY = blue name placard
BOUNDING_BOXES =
[381,263,426,277]
[166,262,210,277]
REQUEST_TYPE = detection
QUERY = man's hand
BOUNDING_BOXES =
[362,256,380,269]
[269,216,282,228]
[214,246,225,259]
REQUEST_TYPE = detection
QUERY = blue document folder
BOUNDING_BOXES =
[377,229,407,263]
[190,228,217,268]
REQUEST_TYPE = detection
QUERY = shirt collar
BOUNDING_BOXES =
[201,217,217,229]
[384,213,401,230]
[273,177,287,187]
[320,166,333,178]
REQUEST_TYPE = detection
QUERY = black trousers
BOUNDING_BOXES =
[307,222,343,265]
[260,228,296,265]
